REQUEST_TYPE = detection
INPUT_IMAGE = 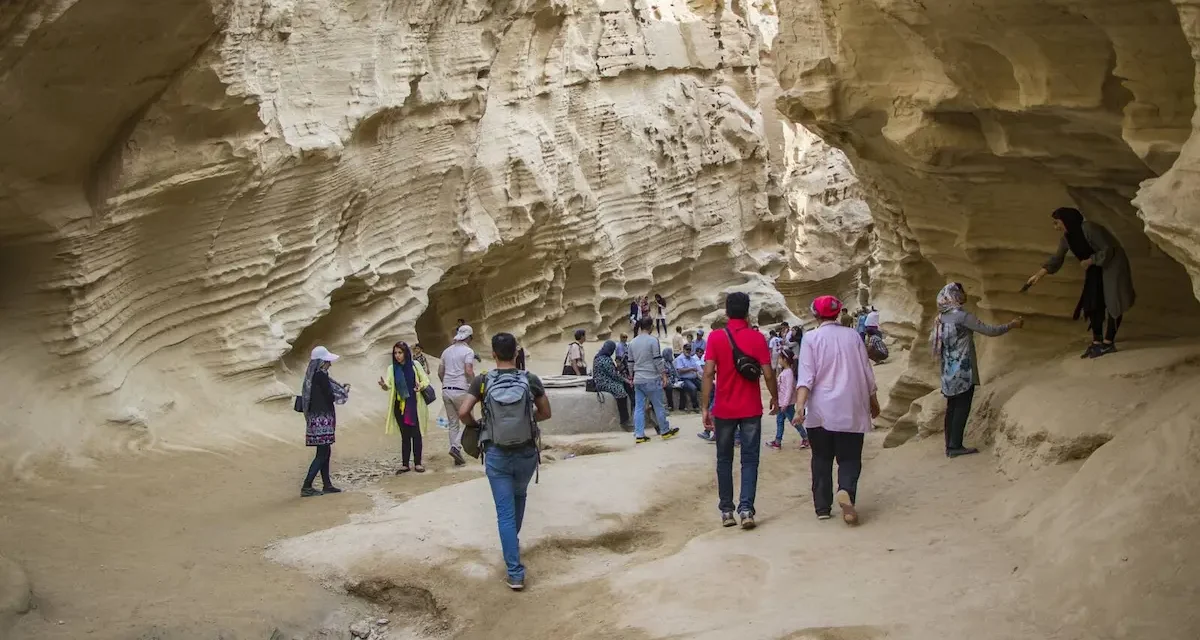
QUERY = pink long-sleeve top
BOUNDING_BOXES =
[777,367,796,408]
[796,322,877,433]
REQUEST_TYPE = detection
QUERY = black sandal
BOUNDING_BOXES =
[396,466,411,474]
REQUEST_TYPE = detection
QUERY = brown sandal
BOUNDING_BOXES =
[414,465,426,473]
[396,466,411,474]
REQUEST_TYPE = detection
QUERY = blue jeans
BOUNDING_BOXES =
[633,382,670,438]
[715,416,761,514]
[484,445,539,580]
[773,405,808,442]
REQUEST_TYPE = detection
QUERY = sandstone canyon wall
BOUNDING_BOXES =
[0,0,873,469]
[773,1,1200,637]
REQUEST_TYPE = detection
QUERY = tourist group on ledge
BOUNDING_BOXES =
[293,206,1133,591]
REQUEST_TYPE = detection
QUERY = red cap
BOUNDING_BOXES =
[811,295,843,320]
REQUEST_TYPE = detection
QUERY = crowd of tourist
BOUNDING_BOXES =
[292,204,1134,592]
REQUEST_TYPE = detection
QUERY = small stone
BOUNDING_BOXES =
[349,620,371,638]
[376,618,389,625]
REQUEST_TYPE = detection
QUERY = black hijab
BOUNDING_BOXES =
[1052,207,1093,260]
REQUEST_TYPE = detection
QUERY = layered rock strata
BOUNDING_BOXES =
[0,1,871,466]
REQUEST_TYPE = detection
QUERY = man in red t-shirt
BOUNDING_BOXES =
[700,292,777,530]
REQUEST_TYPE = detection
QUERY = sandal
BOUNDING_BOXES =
[414,465,426,473]
[396,466,411,474]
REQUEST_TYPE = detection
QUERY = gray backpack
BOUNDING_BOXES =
[482,370,538,449]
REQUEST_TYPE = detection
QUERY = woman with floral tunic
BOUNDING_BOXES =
[930,283,1023,458]
[593,340,632,428]
[301,346,350,497]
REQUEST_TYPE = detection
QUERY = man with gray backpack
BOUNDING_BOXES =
[457,332,551,592]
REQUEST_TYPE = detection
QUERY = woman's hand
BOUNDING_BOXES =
[1009,317,1025,329]
[1026,269,1046,287]
[1080,258,1094,269]
[378,377,388,391]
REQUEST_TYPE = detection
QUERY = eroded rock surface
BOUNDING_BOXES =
[0,0,871,465]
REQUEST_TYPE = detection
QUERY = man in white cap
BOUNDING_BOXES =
[440,324,477,466]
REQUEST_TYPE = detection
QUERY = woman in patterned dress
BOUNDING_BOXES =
[593,340,632,429]
[930,283,1022,458]
[300,346,350,496]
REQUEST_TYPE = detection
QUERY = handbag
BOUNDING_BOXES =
[462,424,482,459]
[293,395,303,412]
[420,385,437,404]
[724,327,763,382]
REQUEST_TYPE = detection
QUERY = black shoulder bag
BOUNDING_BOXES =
[724,328,762,382]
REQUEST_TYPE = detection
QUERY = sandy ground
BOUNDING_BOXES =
[3,344,1197,639]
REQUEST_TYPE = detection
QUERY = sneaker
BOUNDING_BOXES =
[739,511,756,530]
[450,448,466,465]
[836,489,859,526]
[799,439,811,450]
[321,486,342,494]
[721,511,737,527]
[507,575,525,591]
[766,441,781,450]
[947,447,980,458]
[635,436,652,444]
[1081,344,1102,359]
[816,513,832,521]
[300,487,323,498]
[1098,343,1118,356]
[696,431,713,441]
[661,428,680,440]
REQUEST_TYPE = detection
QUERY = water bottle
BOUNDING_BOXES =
[436,416,448,429]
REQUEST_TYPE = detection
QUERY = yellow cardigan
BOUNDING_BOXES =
[384,362,431,436]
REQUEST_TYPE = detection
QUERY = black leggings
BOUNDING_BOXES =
[616,394,631,424]
[656,318,668,335]
[304,445,332,488]
[395,403,423,465]
[944,387,975,451]
[1090,314,1122,343]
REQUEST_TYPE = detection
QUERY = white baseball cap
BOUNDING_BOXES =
[311,346,340,362]
[454,325,474,341]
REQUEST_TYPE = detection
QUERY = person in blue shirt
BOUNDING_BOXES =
[691,329,707,354]
[673,344,703,411]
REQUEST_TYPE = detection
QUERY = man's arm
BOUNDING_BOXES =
[464,353,476,381]
[458,394,479,426]
[533,394,552,421]
[763,365,779,414]
[700,359,717,426]
[438,360,445,383]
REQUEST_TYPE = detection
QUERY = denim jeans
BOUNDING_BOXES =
[715,416,762,514]
[678,379,700,410]
[484,444,539,580]
[773,405,802,442]
[633,382,670,438]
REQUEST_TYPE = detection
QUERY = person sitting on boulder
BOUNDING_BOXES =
[1025,207,1135,358]
[931,282,1023,458]
[593,340,632,429]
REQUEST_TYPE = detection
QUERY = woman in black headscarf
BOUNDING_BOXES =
[592,340,632,429]
[1026,207,1136,358]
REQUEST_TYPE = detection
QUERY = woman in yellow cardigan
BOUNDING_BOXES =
[377,341,431,473]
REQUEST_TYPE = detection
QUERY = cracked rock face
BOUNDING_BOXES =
[0,1,868,465]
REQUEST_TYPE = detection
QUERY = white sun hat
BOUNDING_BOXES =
[311,346,340,362]
[454,325,474,342]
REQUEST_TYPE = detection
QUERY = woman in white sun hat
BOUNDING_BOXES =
[300,346,351,497]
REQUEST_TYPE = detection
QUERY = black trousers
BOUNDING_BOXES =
[304,444,332,488]
[944,387,975,451]
[615,394,631,424]
[1090,313,1122,343]
[395,402,423,465]
[656,318,668,335]
[808,427,864,516]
